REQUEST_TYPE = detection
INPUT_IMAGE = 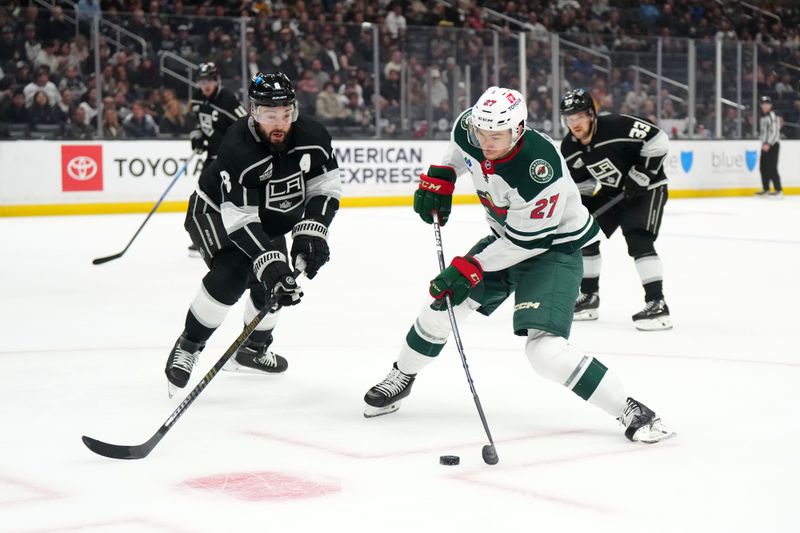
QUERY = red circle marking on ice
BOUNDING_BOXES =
[183,472,341,501]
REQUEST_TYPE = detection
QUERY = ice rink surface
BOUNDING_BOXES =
[1,196,798,532]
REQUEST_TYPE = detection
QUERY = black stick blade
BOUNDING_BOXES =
[482,444,499,465]
[82,435,152,460]
[92,253,123,265]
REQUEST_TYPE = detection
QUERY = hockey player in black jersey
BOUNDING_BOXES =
[186,62,247,257]
[559,89,671,331]
[189,62,248,161]
[164,72,342,397]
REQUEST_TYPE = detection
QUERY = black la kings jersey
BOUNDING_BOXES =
[560,113,669,194]
[190,86,247,159]
[214,114,342,261]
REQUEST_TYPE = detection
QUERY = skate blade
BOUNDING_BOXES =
[634,316,673,331]
[167,381,180,399]
[222,358,285,375]
[363,401,401,418]
[573,309,599,321]
[632,420,676,444]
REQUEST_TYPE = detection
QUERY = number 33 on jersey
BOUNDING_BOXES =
[441,109,600,272]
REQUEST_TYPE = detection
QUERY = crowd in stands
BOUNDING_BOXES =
[0,0,799,140]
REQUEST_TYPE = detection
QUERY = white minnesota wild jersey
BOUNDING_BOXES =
[442,109,600,272]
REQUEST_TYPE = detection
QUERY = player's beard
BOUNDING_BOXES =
[261,125,290,151]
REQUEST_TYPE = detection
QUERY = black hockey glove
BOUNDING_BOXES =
[291,220,330,279]
[253,251,303,307]
[190,130,207,154]
[624,165,652,200]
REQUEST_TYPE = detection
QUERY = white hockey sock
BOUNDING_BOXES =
[525,330,626,417]
[634,255,663,286]
[397,298,479,375]
[189,282,233,329]
[244,295,280,331]
[397,348,436,375]
[583,253,602,280]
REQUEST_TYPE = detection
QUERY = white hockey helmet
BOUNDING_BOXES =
[468,86,527,148]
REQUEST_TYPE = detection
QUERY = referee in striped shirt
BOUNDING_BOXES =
[757,95,783,197]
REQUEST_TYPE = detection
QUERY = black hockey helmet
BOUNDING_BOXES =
[249,72,296,107]
[759,95,772,104]
[197,62,219,81]
[249,71,298,122]
[559,88,595,116]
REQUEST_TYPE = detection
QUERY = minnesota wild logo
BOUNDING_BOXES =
[530,159,554,183]
[460,110,472,130]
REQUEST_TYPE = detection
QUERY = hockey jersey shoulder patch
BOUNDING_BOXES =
[529,159,554,183]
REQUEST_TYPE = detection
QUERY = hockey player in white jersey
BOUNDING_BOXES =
[363,86,674,443]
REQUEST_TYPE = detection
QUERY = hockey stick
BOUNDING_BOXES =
[82,262,304,460]
[432,215,499,465]
[92,152,198,265]
[591,192,625,219]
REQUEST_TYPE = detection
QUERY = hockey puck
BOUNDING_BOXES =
[439,455,460,466]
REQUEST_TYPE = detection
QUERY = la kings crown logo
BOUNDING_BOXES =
[586,158,622,187]
[266,173,304,213]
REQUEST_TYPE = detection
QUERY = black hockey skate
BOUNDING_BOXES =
[632,299,672,331]
[363,363,416,418]
[223,339,288,375]
[165,335,205,398]
[574,292,600,321]
[618,397,675,443]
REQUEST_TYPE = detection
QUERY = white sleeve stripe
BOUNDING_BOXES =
[306,168,343,200]
[564,151,581,162]
[640,130,669,157]
[220,201,260,233]
[244,225,266,252]
[210,103,238,121]
[235,106,248,117]
[288,145,330,159]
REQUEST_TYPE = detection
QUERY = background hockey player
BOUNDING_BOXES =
[559,89,671,331]
[185,62,248,256]
[363,86,674,444]
[165,72,342,398]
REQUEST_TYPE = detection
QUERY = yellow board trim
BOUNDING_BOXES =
[1,189,797,217]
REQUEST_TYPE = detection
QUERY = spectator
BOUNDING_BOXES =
[28,89,62,125]
[23,67,60,108]
[57,88,76,117]
[21,23,41,65]
[385,2,407,39]
[78,87,99,125]
[63,106,94,139]
[0,89,30,124]
[316,81,347,123]
[45,6,72,44]
[123,101,159,138]
[0,25,16,66]
[133,56,160,91]
[296,68,321,113]
[309,57,330,89]
[343,90,371,128]
[59,65,87,100]
[102,106,126,139]
[158,97,192,135]
[174,24,196,60]
[317,38,340,72]
[427,68,448,108]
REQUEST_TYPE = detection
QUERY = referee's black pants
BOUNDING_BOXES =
[760,143,782,192]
